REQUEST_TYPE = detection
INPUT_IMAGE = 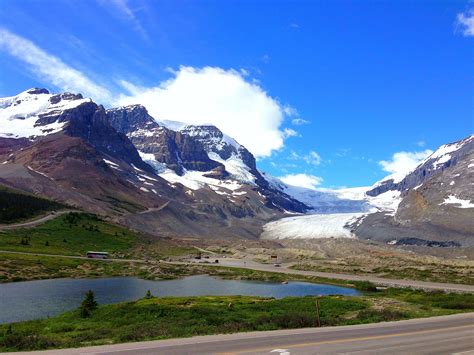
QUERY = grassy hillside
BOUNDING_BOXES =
[0,187,63,224]
[0,213,136,256]
[1,290,473,351]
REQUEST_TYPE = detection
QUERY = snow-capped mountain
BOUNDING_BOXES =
[0,88,308,239]
[106,104,307,213]
[356,135,474,247]
[0,93,175,219]
[367,135,474,196]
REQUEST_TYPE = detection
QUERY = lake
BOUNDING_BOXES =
[0,275,360,324]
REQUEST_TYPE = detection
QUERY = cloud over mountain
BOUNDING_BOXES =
[379,149,433,180]
[117,66,293,158]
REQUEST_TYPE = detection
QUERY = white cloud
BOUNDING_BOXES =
[0,28,112,103]
[416,140,426,147]
[100,0,148,40]
[291,118,309,125]
[283,106,298,117]
[117,66,293,157]
[304,151,321,165]
[456,9,474,37]
[279,173,323,190]
[283,128,299,138]
[289,150,322,165]
[379,149,433,181]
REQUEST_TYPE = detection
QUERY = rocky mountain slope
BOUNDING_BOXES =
[0,89,303,239]
[356,135,474,247]
[0,89,173,215]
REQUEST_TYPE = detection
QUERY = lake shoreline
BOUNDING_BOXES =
[0,275,361,324]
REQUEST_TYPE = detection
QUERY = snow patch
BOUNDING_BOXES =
[103,159,119,167]
[26,166,49,179]
[441,195,474,209]
[208,152,255,184]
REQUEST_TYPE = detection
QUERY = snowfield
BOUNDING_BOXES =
[261,213,366,240]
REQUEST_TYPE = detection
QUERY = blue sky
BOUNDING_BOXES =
[0,0,473,188]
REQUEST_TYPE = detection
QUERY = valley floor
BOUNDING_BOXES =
[1,212,473,352]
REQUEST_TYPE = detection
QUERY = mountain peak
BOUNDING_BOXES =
[25,88,50,95]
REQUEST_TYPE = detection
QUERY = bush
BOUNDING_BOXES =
[1,329,58,351]
[355,281,378,292]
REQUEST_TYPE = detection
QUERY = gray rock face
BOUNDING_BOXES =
[50,101,154,173]
[26,88,50,95]
[49,93,83,105]
[106,104,160,133]
[106,106,222,175]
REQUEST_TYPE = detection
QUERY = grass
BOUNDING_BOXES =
[0,213,141,257]
[0,212,197,260]
[1,289,473,352]
[0,252,203,283]
[0,296,367,351]
[0,252,136,282]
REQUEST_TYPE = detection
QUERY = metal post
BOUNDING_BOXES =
[315,297,321,327]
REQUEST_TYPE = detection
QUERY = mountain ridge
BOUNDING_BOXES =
[0,88,472,245]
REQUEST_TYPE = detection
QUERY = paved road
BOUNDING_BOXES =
[0,210,78,230]
[12,313,474,354]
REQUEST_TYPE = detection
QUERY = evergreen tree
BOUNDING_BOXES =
[79,290,98,318]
